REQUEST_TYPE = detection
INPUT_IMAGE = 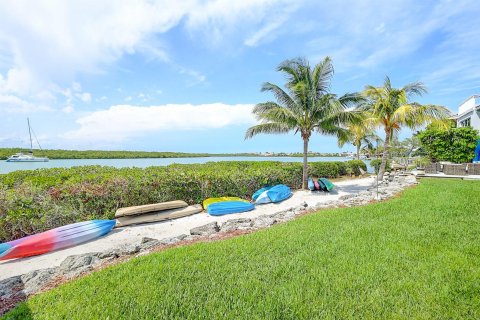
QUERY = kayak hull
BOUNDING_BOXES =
[116,205,203,227]
[0,220,115,261]
[115,200,188,218]
[202,197,249,210]
[207,201,255,216]
[255,184,292,204]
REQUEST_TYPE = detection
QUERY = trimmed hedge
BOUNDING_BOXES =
[0,160,366,242]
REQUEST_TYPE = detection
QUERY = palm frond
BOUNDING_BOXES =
[244,122,292,140]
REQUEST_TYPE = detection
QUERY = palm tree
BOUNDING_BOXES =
[360,76,450,180]
[338,118,381,160]
[245,57,361,189]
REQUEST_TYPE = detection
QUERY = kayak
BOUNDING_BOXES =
[252,186,272,201]
[115,200,188,218]
[319,178,335,191]
[116,205,203,227]
[255,184,292,204]
[202,197,249,210]
[0,220,115,261]
[207,201,255,216]
[307,178,315,191]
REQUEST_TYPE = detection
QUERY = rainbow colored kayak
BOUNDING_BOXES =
[0,220,115,261]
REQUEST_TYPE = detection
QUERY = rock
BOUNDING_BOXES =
[21,268,57,295]
[159,234,188,245]
[116,244,140,256]
[300,201,308,208]
[59,253,101,275]
[294,206,307,214]
[190,222,219,236]
[339,194,355,201]
[219,218,253,233]
[0,275,22,298]
[98,249,119,260]
[139,239,160,251]
[141,237,158,244]
[252,215,276,229]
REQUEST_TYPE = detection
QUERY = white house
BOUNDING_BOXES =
[453,95,480,130]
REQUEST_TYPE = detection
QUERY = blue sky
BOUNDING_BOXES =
[1,0,480,153]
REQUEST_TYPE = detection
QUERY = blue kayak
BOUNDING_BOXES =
[307,178,315,191]
[254,184,292,204]
[252,186,272,201]
[207,201,255,216]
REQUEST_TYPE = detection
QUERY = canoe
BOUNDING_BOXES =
[115,200,188,218]
[207,201,255,216]
[0,220,115,261]
[255,184,292,204]
[319,178,335,191]
[252,186,272,201]
[202,197,249,210]
[116,205,203,227]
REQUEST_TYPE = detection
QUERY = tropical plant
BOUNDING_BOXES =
[338,117,380,160]
[245,57,361,188]
[360,76,450,180]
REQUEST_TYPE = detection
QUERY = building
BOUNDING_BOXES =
[453,95,480,130]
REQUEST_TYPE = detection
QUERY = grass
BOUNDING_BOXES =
[4,179,480,319]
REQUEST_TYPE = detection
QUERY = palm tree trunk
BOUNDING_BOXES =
[303,137,309,189]
[356,144,361,160]
[377,128,391,180]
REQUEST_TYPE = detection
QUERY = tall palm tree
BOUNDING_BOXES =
[338,118,380,160]
[361,76,450,180]
[245,57,360,189]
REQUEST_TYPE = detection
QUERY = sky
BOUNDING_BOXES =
[1,0,480,154]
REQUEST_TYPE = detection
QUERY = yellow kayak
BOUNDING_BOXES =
[202,197,250,210]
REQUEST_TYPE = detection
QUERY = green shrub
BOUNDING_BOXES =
[0,161,357,242]
[345,160,367,176]
[308,161,346,178]
[417,126,479,163]
[370,159,391,174]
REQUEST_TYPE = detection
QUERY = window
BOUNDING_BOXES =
[460,117,471,127]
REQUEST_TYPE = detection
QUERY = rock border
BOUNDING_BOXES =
[0,174,417,315]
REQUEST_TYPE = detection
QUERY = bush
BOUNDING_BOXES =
[0,161,356,242]
[308,161,346,178]
[370,159,391,174]
[345,160,367,176]
[417,126,479,163]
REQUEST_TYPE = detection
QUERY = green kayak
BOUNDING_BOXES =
[319,178,335,191]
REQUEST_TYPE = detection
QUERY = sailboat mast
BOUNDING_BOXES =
[27,117,33,152]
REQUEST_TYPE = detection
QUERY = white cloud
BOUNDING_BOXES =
[0,1,292,97]
[0,94,52,113]
[77,92,92,103]
[63,103,255,142]
[62,105,74,114]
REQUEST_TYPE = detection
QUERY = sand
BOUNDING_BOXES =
[0,177,374,281]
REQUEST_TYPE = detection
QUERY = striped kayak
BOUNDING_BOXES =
[202,197,249,210]
[207,201,255,216]
[255,184,292,204]
[0,220,115,261]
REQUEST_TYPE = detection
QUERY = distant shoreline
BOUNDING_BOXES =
[0,148,347,160]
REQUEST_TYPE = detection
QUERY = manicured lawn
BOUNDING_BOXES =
[4,179,480,319]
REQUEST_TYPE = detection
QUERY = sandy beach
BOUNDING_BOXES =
[0,177,374,281]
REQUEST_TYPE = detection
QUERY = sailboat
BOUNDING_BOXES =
[6,118,49,162]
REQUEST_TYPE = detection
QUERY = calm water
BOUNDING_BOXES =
[0,156,372,174]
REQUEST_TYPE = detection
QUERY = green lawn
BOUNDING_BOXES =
[4,179,480,319]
